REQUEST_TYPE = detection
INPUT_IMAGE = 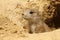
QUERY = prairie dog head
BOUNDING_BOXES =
[22,9,42,21]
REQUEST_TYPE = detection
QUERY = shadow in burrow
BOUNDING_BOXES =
[45,4,60,29]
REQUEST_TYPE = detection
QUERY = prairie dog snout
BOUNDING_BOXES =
[22,9,51,33]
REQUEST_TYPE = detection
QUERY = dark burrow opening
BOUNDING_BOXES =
[45,4,60,29]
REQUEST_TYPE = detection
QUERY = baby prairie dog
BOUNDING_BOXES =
[22,9,51,33]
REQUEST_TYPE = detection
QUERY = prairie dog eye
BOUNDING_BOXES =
[30,11,34,14]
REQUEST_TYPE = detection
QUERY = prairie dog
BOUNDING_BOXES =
[22,9,51,33]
